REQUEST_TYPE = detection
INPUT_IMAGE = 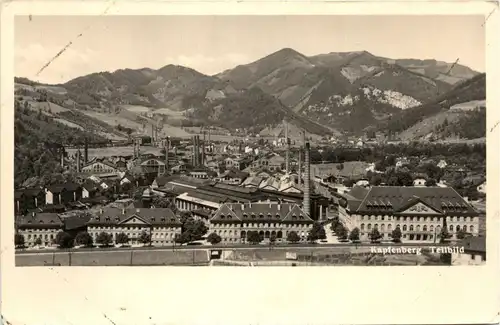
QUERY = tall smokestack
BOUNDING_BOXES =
[136,139,141,158]
[84,138,88,163]
[76,149,81,173]
[202,132,206,166]
[165,137,170,174]
[298,148,302,185]
[285,121,290,173]
[151,125,154,143]
[303,142,311,217]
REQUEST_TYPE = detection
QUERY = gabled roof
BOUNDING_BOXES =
[17,213,63,228]
[88,207,181,227]
[211,202,313,224]
[352,186,477,216]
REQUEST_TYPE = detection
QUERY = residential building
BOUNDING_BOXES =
[209,202,314,244]
[413,178,427,187]
[14,187,46,215]
[337,186,481,243]
[452,236,486,265]
[86,207,182,246]
[45,183,82,205]
[16,212,63,247]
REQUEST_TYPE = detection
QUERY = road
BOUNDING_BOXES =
[16,241,448,257]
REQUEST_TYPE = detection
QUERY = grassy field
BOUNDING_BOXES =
[16,249,209,266]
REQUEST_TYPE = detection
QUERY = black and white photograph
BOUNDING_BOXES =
[12,14,488,267]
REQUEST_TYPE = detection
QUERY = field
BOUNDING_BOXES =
[53,118,84,130]
[16,249,209,266]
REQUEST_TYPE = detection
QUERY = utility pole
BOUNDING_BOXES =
[130,250,134,266]
[68,249,72,266]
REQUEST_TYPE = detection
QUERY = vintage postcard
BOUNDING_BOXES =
[1,1,499,325]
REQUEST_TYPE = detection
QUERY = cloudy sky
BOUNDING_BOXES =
[15,15,485,84]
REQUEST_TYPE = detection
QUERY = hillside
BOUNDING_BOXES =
[382,73,486,139]
[14,98,108,187]
[185,87,332,135]
[217,50,454,133]
[15,48,480,137]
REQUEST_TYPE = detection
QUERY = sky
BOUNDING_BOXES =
[15,15,485,84]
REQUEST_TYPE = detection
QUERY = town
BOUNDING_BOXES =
[14,124,486,266]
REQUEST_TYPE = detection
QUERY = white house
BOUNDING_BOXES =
[437,160,448,169]
[413,178,427,187]
[477,182,486,194]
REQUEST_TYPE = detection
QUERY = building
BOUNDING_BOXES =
[310,161,370,184]
[14,187,46,215]
[16,212,63,247]
[217,169,249,185]
[208,202,314,244]
[45,183,82,205]
[452,236,486,265]
[139,157,167,176]
[86,207,182,246]
[81,160,119,174]
[337,186,481,243]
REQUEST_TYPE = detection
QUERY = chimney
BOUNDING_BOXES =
[165,137,170,173]
[76,149,81,173]
[32,211,35,217]
[285,121,290,173]
[202,132,206,166]
[303,142,311,216]
[298,148,302,185]
[84,138,89,163]
[100,208,103,214]
[122,208,125,215]
[133,140,137,158]
[151,124,154,142]
[192,136,197,166]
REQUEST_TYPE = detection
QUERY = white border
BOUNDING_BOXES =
[1,2,499,325]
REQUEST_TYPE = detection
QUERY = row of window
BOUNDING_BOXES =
[25,233,55,240]
[212,223,311,229]
[359,223,475,233]
[360,215,477,223]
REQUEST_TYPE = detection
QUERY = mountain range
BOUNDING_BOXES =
[14,48,485,139]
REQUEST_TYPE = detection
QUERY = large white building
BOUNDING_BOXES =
[209,202,314,244]
[16,212,64,247]
[86,207,182,246]
[338,186,482,243]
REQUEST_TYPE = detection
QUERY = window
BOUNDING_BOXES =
[367,224,372,230]
[410,225,414,231]
[470,225,474,233]
[403,225,407,231]
[360,223,365,231]
[449,225,453,231]
[430,225,434,232]
[423,225,427,232]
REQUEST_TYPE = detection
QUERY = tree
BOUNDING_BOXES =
[456,229,468,240]
[247,231,263,245]
[335,224,348,240]
[287,231,301,244]
[115,232,130,245]
[74,231,93,247]
[34,237,42,246]
[182,219,208,242]
[308,222,326,242]
[349,227,360,242]
[269,234,277,248]
[391,227,402,243]
[55,231,74,248]
[369,228,382,243]
[96,232,113,247]
[138,231,151,246]
[426,178,437,187]
[152,196,173,208]
[206,232,222,245]
[15,234,25,248]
